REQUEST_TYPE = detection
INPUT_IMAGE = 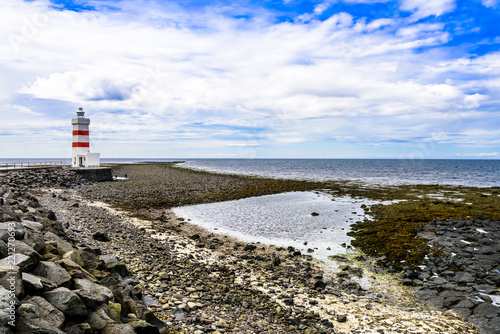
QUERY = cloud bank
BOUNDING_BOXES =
[0,0,499,158]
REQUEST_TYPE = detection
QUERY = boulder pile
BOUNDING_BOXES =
[0,168,163,334]
[403,218,500,333]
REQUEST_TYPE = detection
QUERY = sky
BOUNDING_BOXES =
[0,0,499,159]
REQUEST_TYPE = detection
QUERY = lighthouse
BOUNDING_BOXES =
[71,108,100,167]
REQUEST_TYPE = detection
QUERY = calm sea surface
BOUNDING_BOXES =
[180,159,500,188]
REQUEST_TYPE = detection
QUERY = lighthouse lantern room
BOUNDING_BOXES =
[72,108,100,167]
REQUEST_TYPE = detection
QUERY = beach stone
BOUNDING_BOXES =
[22,272,58,293]
[0,285,18,325]
[172,308,188,321]
[33,261,72,287]
[43,287,87,317]
[15,302,66,334]
[93,231,111,242]
[336,314,347,322]
[22,229,45,253]
[98,255,129,277]
[23,295,65,328]
[43,232,74,256]
[73,278,114,308]
[0,253,38,272]
[21,220,44,232]
[454,272,475,284]
[473,302,500,319]
[451,307,472,319]
[102,324,135,334]
[90,308,116,330]
[10,240,41,261]
[128,320,160,334]
[0,222,25,241]
[0,241,7,259]
[106,301,122,322]
[64,323,93,334]
[63,250,85,267]
[0,264,22,297]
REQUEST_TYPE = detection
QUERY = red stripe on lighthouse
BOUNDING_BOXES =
[72,143,90,147]
[73,130,89,135]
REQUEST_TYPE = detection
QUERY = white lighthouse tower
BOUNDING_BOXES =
[71,108,100,167]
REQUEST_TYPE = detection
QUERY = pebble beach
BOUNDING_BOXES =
[1,163,498,333]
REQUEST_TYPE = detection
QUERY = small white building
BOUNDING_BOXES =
[71,108,100,167]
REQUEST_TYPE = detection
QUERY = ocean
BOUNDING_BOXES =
[2,158,498,187]
[179,159,500,188]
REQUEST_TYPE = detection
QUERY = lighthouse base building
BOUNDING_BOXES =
[71,108,101,168]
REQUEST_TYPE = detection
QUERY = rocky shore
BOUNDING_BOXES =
[407,218,500,333]
[0,168,164,333]
[1,165,494,333]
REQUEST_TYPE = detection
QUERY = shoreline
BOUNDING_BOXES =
[39,187,477,333]
[2,164,497,333]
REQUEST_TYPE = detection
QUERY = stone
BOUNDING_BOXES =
[63,250,85,267]
[43,232,74,256]
[106,301,122,322]
[98,255,129,277]
[23,296,65,328]
[0,253,38,272]
[22,229,45,253]
[22,272,58,293]
[336,314,347,322]
[171,308,188,321]
[0,222,25,242]
[102,324,135,334]
[0,241,7,259]
[129,320,160,334]
[73,278,114,308]
[33,261,72,287]
[473,302,500,319]
[21,220,44,232]
[43,287,88,317]
[0,264,22,297]
[64,323,93,334]
[454,272,475,284]
[0,285,18,325]
[93,231,111,242]
[15,302,65,334]
[89,308,116,330]
[10,240,41,262]
[450,307,472,319]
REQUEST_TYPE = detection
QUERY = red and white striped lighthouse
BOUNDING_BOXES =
[72,108,100,167]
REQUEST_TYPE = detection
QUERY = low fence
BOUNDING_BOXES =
[0,161,70,169]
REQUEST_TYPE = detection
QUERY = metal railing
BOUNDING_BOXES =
[0,161,70,169]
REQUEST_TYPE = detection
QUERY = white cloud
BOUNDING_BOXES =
[481,0,499,8]
[400,0,456,21]
[456,152,498,156]
[0,0,498,158]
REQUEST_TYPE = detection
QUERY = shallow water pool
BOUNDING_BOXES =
[173,191,390,261]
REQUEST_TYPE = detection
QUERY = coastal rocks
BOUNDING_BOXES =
[93,231,111,242]
[408,218,500,333]
[33,261,72,287]
[14,302,65,334]
[43,287,88,317]
[73,278,114,307]
[0,169,165,334]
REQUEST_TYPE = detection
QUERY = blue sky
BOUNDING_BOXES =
[0,0,499,158]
